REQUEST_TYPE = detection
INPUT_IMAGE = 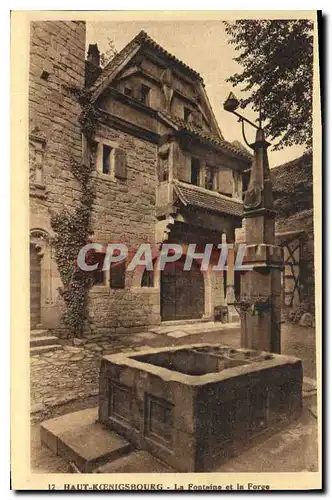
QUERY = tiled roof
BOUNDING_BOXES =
[88,30,251,162]
[174,181,243,217]
[275,209,313,234]
[271,151,312,192]
[136,30,202,80]
[158,110,252,162]
[232,140,251,154]
[90,30,202,99]
[90,34,142,98]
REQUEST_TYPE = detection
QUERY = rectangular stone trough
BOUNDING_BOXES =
[98,344,303,472]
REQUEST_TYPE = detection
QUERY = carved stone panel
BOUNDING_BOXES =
[109,381,132,424]
[144,393,173,445]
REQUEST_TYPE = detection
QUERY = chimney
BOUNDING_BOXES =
[87,43,100,68]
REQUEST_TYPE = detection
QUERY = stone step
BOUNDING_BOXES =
[95,450,175,473]
[30,329,50,338]
[30,344,63,356]
[30,335,60,348]
[41,408,133,473]
[161,318,211,327]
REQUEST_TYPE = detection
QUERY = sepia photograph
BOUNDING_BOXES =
[11,10,321,490]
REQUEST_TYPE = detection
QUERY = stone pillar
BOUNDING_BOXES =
[226,237,239,323]
[240,128,282,353]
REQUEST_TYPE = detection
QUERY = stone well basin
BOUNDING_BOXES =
[98,344,302,472]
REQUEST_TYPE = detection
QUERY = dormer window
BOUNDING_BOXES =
[184,107,192,122]
[140,84,150,105]
[124,86,133,97]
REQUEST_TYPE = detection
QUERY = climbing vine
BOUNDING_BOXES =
[50,87,98,337]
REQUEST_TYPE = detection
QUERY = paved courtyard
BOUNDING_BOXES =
[31,321,317,421]
[30,321,318,474]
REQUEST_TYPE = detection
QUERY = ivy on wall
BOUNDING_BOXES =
[50,87,98,337]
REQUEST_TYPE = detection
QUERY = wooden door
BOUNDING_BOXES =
[160,258,204,321]
[30,244,41,329]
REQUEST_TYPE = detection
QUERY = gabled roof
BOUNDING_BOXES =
[158,110,252,162]
[174,181,243,217]
[89,33,143,101]
[88,30,228,141]
[90,30,203,102]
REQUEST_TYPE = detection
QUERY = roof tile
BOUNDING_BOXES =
[174,182,243,217]
[159,110,252,162]
[271,151,312,192]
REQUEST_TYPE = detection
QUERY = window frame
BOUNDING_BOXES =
[184,107,192,122]
[140,84,151,106]
[124,86,133,97]
[94,136,119,181]
[88,251,108,287]
[141,268,155,288]
[110,260,126,290]
[102,144,113,175]
[190,157,201,186]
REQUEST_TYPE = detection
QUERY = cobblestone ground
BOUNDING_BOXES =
[30,322,317,422]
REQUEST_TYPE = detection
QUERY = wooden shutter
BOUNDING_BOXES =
[114,149,127,180]
[217,166,233,195]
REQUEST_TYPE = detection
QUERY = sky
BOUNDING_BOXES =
[87,20,307,168]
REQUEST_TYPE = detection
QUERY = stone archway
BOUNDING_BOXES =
[160,257,205,321]
[30,243,42,329]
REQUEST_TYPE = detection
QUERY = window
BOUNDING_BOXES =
[124,86,133,97]
[140,84,150,105]
[102,144,112,174]
[191,158,200,186]
[87,251,105,286]
[96,140,127,180]
[141,269,154,288]
[159,155,169,182]
[110,261,126,289]
[205,165,216,191]
[184,107,192,122]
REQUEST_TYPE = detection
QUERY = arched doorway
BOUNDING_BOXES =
[30,243,41,328]
[160,257,204,321]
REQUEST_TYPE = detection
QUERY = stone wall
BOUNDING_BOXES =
[29,21,86,328]
[87,122,159,334]
[29,21,86,210]
[28,23,243,335]
[30,335,136,423]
